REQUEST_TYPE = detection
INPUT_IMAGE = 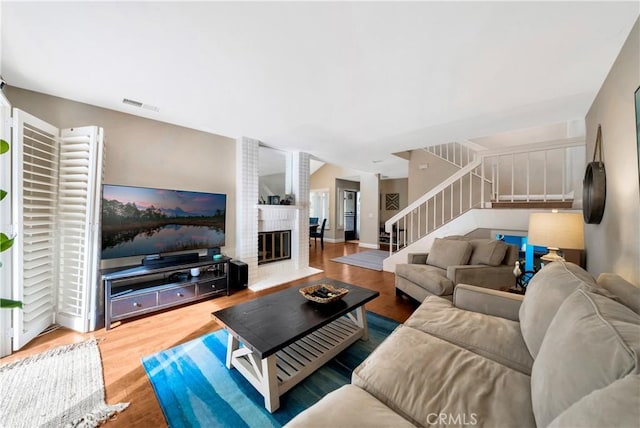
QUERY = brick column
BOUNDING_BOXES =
[236,137,259,285]
[293,152,310,269]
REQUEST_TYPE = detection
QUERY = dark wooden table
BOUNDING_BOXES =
[212,279,379,412]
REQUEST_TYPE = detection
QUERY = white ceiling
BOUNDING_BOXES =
[1,2,638,179]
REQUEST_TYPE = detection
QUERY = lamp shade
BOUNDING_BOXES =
[527,212,584,250]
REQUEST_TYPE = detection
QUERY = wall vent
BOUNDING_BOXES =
[122,98,159,112]
[122,98,143,107]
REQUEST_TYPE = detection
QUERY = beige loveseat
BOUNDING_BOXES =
[287,262,640,427]
[395,236,518,302]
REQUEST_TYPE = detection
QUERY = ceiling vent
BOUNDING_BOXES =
[122,98,159,112]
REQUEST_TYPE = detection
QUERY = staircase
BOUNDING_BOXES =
[383,138,585,271]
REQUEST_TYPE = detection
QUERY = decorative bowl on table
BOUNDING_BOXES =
[299,284,349,304]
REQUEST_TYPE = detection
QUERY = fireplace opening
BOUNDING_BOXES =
[258,230,291,265]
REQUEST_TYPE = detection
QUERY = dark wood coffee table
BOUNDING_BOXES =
[212,279,379,412]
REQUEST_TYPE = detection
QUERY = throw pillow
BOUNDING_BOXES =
[531,289,640,427]
[547,374,640,428]
[469,239,508,266]
[518,261,610,358]
[426,238,473,270]
[597,273,640,315]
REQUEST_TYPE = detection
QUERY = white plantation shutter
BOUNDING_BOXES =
[11,108,104,350]
[56,127,104,332]
[12,109,59,350]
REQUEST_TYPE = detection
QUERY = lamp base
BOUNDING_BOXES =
[541,248,565,262]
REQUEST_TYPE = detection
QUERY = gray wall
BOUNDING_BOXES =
[585,19,640,286]
[359,173,380,248]
[408,150,459,203]
[380,178,408,224]
[5,87,237,267]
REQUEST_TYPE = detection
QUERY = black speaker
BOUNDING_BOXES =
[229,260,248,290]
[142,252,199,268]
[207,247,221,257]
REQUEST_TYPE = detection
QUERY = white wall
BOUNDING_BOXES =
[585,19,640,285]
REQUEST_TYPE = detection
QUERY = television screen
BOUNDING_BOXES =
[101,184,226,260]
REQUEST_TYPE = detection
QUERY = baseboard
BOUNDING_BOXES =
[358,242,380,249]
[322,237,344,244]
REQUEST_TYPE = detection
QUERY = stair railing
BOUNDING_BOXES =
[385,158,486,253]
[481,138,585,204]
[423,142,476,169]
[385,138,586,255]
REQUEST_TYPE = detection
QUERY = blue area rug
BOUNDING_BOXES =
[331,250,388,271]
[142,312,398,427]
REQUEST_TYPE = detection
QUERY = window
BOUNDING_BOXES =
[310,189,329,228]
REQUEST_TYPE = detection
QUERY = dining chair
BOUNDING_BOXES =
[310,218,327,249]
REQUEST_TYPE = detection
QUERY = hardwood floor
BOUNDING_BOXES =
[1,242,418,427]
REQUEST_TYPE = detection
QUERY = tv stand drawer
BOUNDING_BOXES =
[112,293,158,318]
[197,277,227,296]
[159,284,197,305]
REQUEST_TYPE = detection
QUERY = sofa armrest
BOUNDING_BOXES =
[453,284,523,321]
[408,253,428,264]
[446,264,516,290]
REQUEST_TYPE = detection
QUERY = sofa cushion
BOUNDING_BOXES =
[469,239,508,266]
[503,243,519,266]
[531,289,640,427]
[547,374,640,428]
[446,264,516,291]
[396,275,454,303]
[352,325,536,427]
[518,262,603,357]
[405,296,534,374]
[285,384,415,428]
[597,273,640,315]
[395,264,453,296]
[426,238,473,270]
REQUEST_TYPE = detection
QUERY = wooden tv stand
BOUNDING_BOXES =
[102,256,230,330]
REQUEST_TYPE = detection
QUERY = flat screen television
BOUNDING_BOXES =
[101,184,226,260]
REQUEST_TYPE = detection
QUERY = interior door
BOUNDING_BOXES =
[12,108,60,350]
[344,190,357,241]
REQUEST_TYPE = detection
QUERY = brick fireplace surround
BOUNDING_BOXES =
[236,137,321,290]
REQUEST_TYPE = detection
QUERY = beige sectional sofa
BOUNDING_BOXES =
[287,262,640,427]
[395,236,518,302]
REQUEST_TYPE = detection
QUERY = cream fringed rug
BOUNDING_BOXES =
[0,339,129,427]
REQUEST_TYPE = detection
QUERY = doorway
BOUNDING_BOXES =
[344,190,360,241]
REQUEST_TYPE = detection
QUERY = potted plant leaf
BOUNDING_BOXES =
[0,139,21,309]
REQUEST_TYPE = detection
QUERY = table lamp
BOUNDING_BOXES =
[527,212,584,262]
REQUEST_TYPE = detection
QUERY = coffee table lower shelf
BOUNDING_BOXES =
[225,308,368,412]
